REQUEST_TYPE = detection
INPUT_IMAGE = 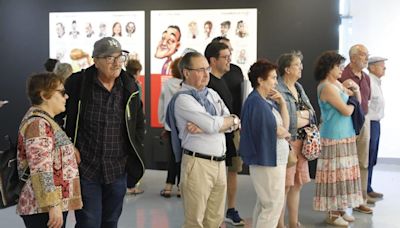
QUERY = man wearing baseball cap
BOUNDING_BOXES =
[366,56,388,201]
[56,37,145,228]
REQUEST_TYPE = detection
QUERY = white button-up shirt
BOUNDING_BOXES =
[367,73,385,121]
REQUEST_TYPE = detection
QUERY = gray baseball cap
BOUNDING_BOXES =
[92,37,122,57]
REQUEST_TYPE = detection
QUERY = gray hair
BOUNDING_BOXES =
[53,62,73,79]
[277,50,303,76]
[178,51,203,81]
[348,44,367,59]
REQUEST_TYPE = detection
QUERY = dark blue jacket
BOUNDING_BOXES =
[347,96,365,135]
[239,90,278,166]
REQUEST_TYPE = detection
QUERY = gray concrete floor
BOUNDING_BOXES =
[1,162,399,227]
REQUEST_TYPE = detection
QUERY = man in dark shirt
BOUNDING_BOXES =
[205,40,245,226]
[58,37,145,228]
[339,44,373,213]
[214,37,244,119]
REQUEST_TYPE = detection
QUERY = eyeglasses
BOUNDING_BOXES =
[219,55,231,61]
[55,89,67,96]
[101,54,128,64]
[186,67,211,74]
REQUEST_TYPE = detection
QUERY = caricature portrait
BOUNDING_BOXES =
[112,22,122,37]
[126,21,136,37]
[154,25,181,75]
[188,21,198,39]
[56,22,65,38]
[85,22,95,38]
[99,23,107,37]
[220,20,231,37]
[204,20,213,39]
[236,20,248,38]
[69,20,80,39]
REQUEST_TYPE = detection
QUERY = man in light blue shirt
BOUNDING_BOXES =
[167,51,240,227]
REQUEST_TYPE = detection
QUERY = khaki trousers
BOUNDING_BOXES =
[180,154,227,228]
[250,165,286,228]
[357,116,370,200]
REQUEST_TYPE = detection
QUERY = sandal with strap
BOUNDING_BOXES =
[127,187,144,195]
[160,189,172,198]
[326,212,349,227]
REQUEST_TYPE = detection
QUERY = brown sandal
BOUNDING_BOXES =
[160,189,172,198]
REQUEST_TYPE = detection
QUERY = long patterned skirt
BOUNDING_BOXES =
[313,136,364,211]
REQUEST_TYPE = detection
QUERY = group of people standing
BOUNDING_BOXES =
[14,35,387,228]
[160,42,387,228]
[239,44,386,227]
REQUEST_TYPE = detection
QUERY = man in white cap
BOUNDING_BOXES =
[56,37,145,228]
[366,56,387,201]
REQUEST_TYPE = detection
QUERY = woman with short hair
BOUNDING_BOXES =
[240,59,289,228]
[276,51,316,228]
[16,72,82,228]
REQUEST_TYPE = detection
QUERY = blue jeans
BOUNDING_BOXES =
[75,175,127,228]
[368,121,380,193]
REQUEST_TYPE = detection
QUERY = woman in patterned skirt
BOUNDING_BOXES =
[313,51,363,227]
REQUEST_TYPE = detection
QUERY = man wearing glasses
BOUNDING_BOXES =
[339,44,373,214]
[56,37,145,228]
[205,41,245,226]
[166,51,240,227]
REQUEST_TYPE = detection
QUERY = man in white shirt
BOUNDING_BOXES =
[367,56,387,200]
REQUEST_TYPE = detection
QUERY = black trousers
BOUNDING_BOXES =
[21,211,68,228]
[163,131,181,185]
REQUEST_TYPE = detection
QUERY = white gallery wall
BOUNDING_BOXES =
[340,0,400,158]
